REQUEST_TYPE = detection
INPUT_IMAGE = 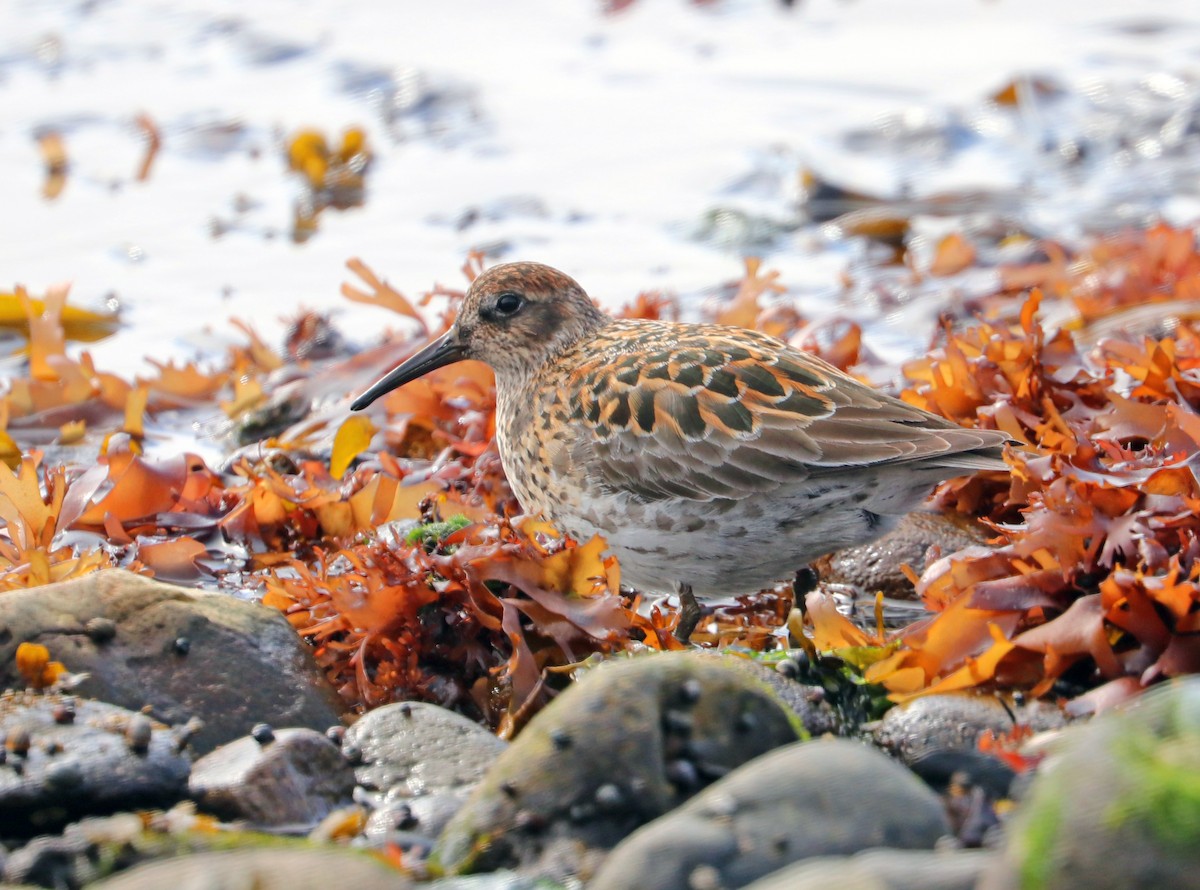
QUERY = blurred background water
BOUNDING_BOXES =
[2,0,1199,380]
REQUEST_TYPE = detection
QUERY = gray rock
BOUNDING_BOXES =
[3,830,94,887]
[86,848,410,889]
[423,873,543,890]
[3,812,145,887]
[189,728,354,826]
[815,512,994,600]
[588,738,950,890]
[346,701,507,840]
[905,748,1014,846]
[982,678,1200,890]
[434,652,804,877]
[693,651,840,736]
[0,692,190,837]
[742,848,995,890]
[873,692,1066,763]
[0,571,345,755]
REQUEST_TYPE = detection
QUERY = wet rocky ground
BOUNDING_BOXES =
[2,566,1197,889]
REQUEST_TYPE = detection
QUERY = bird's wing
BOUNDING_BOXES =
[564,324,1004,503]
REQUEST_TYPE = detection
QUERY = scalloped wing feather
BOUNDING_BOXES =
[564,321,1006,503]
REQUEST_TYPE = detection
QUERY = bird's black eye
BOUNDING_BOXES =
[494,292,524,317]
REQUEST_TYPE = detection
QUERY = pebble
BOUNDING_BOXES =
[189,728,354,826]
[0,571,345,756]
[0,691,190,838]
[435,652,804,879]
[345,701,507,842]
[589,738,950,890]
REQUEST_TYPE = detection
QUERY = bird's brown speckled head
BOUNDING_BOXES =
[454,262,608,377]
[351,262,608,410]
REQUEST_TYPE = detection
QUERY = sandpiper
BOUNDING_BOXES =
[352,262,1010,640]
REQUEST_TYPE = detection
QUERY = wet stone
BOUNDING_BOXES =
[344,701,507,842]
[981,678,1200,890]
[189,727,354,826]
[814,512,994,600]
[907,746,1016,847]
[742,848,996,890]
[422,873,547,890]
[86,847,412,890]
[872,692,1067,764]
[699,650,841,736]
[588,738,951,890]
[2,812,146,886]
[0,691,191,838]
[0,570,346,755]
[3,829,96,888]
[433,651,804,879]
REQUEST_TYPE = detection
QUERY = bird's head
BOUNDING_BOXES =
[351,262,607,410]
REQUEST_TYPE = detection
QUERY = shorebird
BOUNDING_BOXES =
[352,262,1009,640]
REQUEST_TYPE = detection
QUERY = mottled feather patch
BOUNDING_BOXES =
[674,364,705,388]
[775,390,828,418]
[663,393,706,439]
[774,356,827,389]
[706,369,740,398]
[633,391,656,433]
[608,392,631,428]
[487,283,1007,539]
[739,364,786,397]
[615,366,640,386]
[710,400,756,434]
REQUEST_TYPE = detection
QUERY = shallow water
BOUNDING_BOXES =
[4,0,1200,402]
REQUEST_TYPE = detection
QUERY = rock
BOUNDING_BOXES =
[0,571,345,755]
[814,512,993,599]
[741,848,995,890]
[3,812,146,886]
[2,810,408,890]
[770,649,893,735]
[189,728,354,826]
[433,652,804,877]
[344,701,507,841]
[86,848,411,889]
[981,679,1200,890]
[423,874,543,890]
[906,747,1015,798]
[0,692,190,837]
[3,830,94,887]
[907,748,1014,847]
[873,693,1066,763]
[588,738,950,890]
[694,651,841,737]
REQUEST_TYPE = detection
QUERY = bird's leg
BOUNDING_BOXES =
[674,581,702,643]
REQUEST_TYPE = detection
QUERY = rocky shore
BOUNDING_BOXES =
[3,571,1197,888]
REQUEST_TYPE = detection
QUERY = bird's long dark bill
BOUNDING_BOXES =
[350,330,465,410]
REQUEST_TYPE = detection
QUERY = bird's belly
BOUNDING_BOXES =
[550,488,902,599]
